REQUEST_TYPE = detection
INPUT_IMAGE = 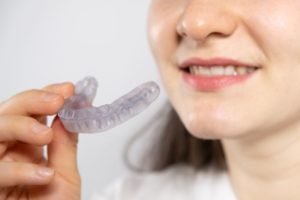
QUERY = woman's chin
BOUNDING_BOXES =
[187,125,238,140]
[185,122,244,140]
[179,112,248,140]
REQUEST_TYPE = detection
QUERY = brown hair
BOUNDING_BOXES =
[124,102,226,172]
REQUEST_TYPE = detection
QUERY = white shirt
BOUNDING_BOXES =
[92,164,237,200]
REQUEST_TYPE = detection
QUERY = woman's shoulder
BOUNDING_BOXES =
[92,164,236,200]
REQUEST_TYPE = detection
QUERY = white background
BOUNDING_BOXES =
[0,1,166,199]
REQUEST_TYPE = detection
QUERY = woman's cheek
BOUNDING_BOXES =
[148,0,184,60]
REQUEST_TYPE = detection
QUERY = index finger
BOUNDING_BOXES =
[0,82,74,116]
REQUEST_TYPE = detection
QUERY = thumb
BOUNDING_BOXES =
[48,116,79,178]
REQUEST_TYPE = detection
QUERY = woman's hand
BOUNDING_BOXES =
[0,82,81,199]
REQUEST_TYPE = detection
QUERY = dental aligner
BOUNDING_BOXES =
[58,76,160,133]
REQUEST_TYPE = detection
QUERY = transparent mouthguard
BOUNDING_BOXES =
[58,76,160,133]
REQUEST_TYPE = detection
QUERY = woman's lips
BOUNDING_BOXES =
[179,57,258,69]
[179,57,260,91]
[182,72,256,92]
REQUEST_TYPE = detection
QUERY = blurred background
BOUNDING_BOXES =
[0,0,166,199]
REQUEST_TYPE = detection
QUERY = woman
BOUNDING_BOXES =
[1,0,300,199]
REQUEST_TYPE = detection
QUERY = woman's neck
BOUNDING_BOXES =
[222,124,300,200]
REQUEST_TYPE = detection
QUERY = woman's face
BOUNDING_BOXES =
[148,0,300,139]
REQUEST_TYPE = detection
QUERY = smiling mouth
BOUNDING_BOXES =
[179,57,261,76]
[183,65,259,77]
[178,57,261,91]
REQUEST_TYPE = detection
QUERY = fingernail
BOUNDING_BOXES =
[52,82,73,99]
[36,167,54,178]
[32,123,50,134]
[42,92,60,102]
[53,82,70,87]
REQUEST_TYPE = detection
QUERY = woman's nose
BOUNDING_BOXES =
[176,1,237,42]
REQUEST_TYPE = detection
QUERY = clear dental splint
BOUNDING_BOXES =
[58,76,160,133]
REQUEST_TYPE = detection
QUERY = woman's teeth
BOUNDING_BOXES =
[188,65,257,76]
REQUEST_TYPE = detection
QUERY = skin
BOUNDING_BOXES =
[148,0,300,199]
[0,83,80,199]
[3,1,300,199]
